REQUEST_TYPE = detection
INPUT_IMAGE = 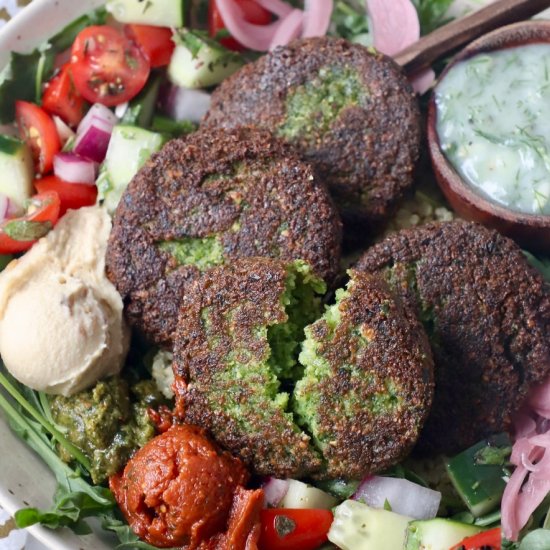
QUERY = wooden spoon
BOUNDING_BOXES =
[395,0,550,74]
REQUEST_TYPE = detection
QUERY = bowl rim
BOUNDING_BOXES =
[428,20,550,250]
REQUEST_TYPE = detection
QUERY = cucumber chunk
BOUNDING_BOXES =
[168,30,244,89]
[446,433,510,517]
[97,125,164,214]
[280,480,338,510]
[0,135,33,208]
[405,518,483,550]
[328,500,412,550]
[106,0,184,27]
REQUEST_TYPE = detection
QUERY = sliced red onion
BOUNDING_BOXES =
[302,0,333,38]
[164,86,211,123]
[411,68,436,95]
[365,0,420,57]
[256,0,293,18]
[352,476,441,520]
[0,193,9,222]
[52,115,76,145]
[74,104,118,163]
[270,9,303,50]
[262,477,289,507]
[215,0,284,51]
[53,153,97,185]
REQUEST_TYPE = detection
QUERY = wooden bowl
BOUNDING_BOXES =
[427,20,550,253]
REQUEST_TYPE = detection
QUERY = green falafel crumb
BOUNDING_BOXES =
[159,235,224,271]
[268,260,326,379]
[278,65,368,144]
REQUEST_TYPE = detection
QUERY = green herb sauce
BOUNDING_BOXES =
[436,44,550,216]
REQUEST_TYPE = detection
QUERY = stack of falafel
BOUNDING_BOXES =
[106,36,550,480]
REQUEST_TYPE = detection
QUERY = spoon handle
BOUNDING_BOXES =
[395,0,550,74]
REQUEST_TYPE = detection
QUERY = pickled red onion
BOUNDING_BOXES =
[502,375,550,541]
[270,9,304,50]
[302,0,334,38]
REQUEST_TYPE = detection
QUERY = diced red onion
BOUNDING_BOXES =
[352,476,441,520]
[74,104,117,163]
[0,193,23,221]
[164,86,211,123]
[52,115,76,146]
[53,153,97,185]
[270,9,304,50]
[302,0,333,38]
[262,477,289,507]
[410,68,436,95]
[365,0,420,57]
[115,102,130,119]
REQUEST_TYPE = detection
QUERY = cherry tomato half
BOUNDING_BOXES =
[451,527,501,550]
[259,508,333,550]
[42,64,87,128]
[70,25,150,107]
[0,191,60,254]
[124,24,175,68]
[16,101,61,175]
[34,175,97,217]
[208,0,272,51]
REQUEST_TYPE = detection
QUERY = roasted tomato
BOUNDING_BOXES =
[0,191,60,254]
[16,101,61,175]
[70,25,150,107]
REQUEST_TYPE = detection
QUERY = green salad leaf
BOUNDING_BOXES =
[523,251,550,283]
[412,0,454,34]
[330,1,371,45]
[102,514,179,550]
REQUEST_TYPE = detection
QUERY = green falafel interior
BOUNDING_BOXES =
[268,260,327,379]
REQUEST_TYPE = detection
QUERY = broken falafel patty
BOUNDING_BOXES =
[202,36,421,239]
[106,127,342,347]
[173,258,434,479]
[173,258,326,479]
[294,269,434,479]
[355,220,550,454]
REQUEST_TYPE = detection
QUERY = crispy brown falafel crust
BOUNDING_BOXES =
[295,270,434,479]
[106,127,342,347]
[356,221,550,453]
[173,258,322,478]
[202,37,421,238]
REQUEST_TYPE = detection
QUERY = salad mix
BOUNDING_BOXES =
[0,0,549,549]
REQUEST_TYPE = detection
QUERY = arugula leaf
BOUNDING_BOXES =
[102,514,179,550]
[330,1,371,46]
[523,251,550,283]
[412,0,454,34]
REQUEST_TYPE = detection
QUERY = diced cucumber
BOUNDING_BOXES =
[405,518,483,550]
[97,125,164,214]
[446,433,510,517]
[280,480,338,510]
[121,74,162,129]
[0,135,33,208]
[168,30,244,89]
[328,500,412,550]
[106,0,184,27]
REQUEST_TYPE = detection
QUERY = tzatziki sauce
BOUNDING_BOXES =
[435,44,550,216]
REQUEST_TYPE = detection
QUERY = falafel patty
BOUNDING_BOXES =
[202,37,421,238]
[173,259,434,479]
[173,258,326,478]
[106,127,342,347]
[355,221,550,453]
[294,270,434,478]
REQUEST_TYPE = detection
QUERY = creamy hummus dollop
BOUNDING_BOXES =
[0,206,129,396]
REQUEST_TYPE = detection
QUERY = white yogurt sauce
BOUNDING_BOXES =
[436,44,550,216]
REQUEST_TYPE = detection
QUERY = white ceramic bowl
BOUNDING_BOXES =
[0,3,115,548]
